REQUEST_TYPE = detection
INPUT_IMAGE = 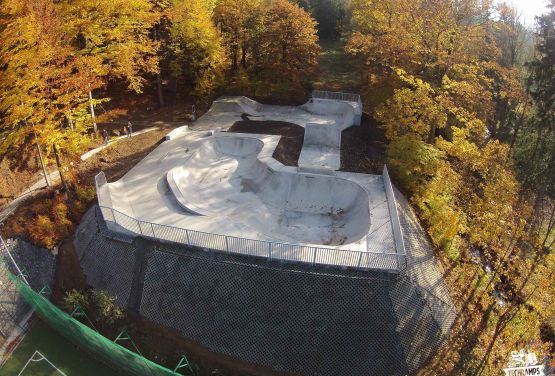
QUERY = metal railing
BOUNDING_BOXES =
[382,165,407,259]
[312,90,362,106]
[96,174,406,272]
[0,234,29,286]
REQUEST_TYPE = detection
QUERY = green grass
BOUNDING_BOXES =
[313,38,360,92]
[0,320,121,376]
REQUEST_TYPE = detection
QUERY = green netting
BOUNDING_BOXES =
[10,275,181,376]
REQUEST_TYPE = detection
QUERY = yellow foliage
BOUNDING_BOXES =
[168,0,227,96]
[414,163,466,252]
[28,215,58,249]
[386,134,444,195]
[0,0,160,155]
[257,0,320,83]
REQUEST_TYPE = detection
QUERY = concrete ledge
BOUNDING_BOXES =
[301,98,361,129]
[165,125,189,141]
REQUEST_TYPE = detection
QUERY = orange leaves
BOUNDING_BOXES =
[257,0,320,82]
[0,0,161,156]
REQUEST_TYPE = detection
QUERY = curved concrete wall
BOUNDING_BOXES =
[302,98,361,129]
[167,135,370,246]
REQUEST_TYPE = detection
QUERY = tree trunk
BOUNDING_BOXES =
[154,26,164,107]
[34,132,49,188]
[88,88,97,134]
[231,46,238,71]
[427,122,437,144]
[53,144,69,194]
[508,99,528,155]
[157,69,164,107]
[241,45,247,67]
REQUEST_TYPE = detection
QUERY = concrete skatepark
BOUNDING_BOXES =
[96,92,404,270]
[81,91,455,375]
[166,135,370,245]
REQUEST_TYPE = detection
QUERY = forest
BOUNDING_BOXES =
[0,0,554,375]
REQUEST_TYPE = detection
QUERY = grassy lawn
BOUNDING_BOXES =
[0,320,121,376]
[313,38,361,92]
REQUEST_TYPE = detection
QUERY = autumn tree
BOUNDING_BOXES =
[214,0,320,100]
[213,0,263,71]
[354,0,554,372]
[167,0,226,97]
[0,0,160,162]
[493,3,532,68]
[347,0,497,84]
[256,0,320,83]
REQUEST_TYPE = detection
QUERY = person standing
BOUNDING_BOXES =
[126,121,133,138]
[102,129,109,145]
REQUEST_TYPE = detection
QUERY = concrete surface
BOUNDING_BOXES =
[94,93,408,270]
[298,123,342,172]
[167,134,369,245]
[97,130,397,265]
[192,95,362,171]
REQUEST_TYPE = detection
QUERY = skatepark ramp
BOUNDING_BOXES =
[309,90,363,127]
[298,123,342,173]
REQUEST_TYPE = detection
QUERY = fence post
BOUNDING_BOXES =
[150,223,156,238]
[185,229,191,246]
[312,248,317,266]
[112,208,117,225]
[225,236,229,252]
[357,252,363,268]
[268,243,272,259]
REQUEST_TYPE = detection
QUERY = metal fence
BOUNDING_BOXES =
[382,165,407,259]
[312,90,362,106]
[95,173,406,272]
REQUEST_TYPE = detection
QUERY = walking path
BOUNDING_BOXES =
[0,127,162,222]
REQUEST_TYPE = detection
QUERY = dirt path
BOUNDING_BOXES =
[0,127,168,223]
[313,38,361,93]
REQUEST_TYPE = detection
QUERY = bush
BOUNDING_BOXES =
[28,215,57,249]
[91,289,124,326]
[63,289,89,312]
[75,184,96,205]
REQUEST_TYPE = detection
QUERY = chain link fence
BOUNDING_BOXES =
[0,234,188,376]
[72,198,456,376]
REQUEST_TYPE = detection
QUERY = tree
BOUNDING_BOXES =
[0,0,160,160]
[493,3,532,68]
[292,0,347,40]
[168,0,226,97]
[519,0,555,199]
[256,0,320,84]
[346,0,497,85]
[213,0,263,71]
[361,2,554,371]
